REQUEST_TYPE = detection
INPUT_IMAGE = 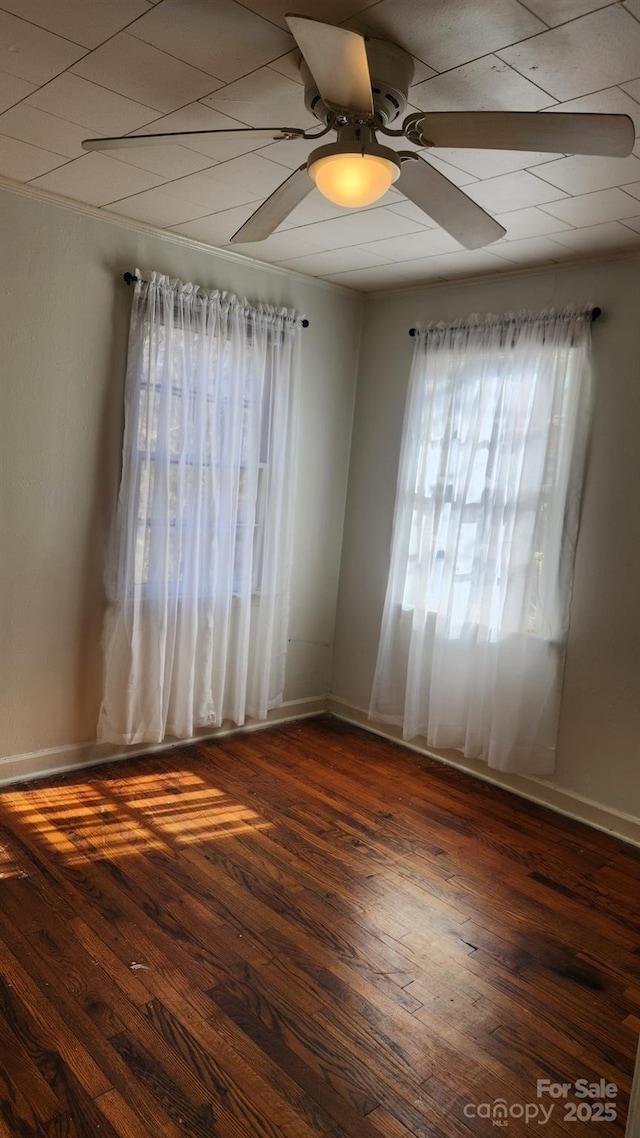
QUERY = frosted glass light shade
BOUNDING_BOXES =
[309,151,400,207]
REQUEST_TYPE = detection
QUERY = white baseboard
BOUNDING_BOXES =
[0,696,327,788]
[4,694,638,850]
[326,696,640,849]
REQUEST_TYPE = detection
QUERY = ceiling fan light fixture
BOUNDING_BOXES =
[308,142,401,208]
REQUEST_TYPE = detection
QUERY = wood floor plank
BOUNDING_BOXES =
[0,941,111,1101]
[143,997,322,1138]
[0,1016,63,1124]
[0,718,637,1137]
[0,908,197,1137]
[209,984,384,1137]
[0,1061,50,1138]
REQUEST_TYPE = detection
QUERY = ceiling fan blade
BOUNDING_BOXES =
[410,111,635,157]
[229,165,313,243]
[398,154,506,249]
[285,13,373,117]
[82,127,306,152]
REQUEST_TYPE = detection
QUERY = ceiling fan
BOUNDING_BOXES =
[82,14,634,250]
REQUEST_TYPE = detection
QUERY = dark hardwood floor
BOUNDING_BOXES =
[0,716,638,1137]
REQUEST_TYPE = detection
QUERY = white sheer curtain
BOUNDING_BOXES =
[98,270,302,745]
[369,307,593,776]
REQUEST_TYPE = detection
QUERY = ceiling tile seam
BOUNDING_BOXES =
[31,161,167,198]
[121,28,266,88]
[18,147,163,191]
[191,88,303,131]
[490,234,582,254]
[125,100,267,141]
[558,80,640,113]
[131,146,313,197]
[260,51,304,87]
[510,0,553,28]
[620,82,640,106]
[69,39,231,105]
[530,164,640,192]
[13,79,260,153]
[274,208,431,241]
[342,233,501,261]
[355,27,544,78]
[3,139,70,172]
[498,2,630,42]
[122,7,305,87]
[463,168,571,198]
[406,50,506,87]
[260,223,430,255]
[520,155,573,169]
[200,0,300,38]
[511,0,621,32]
[0,51,106,118]
[0,97,216,161]
[0,5,92,53]
[409,50,559,103]
[493,53,562,104]
[493,17,640,96]
[423,150,570,182]
[102,182,265,212]
[0,128,80,165]
[18,101,169,149]
[276,217,401,240]
[0,85,34,115]
[334,0,390,28]
[10,73,161,133]
[623,1,640,21]
[493,206,578,228]
[0,32,313,141]
[535,186,640,212]
[490,53,559,104]
[106,194,236,222]
[273,243,399,266]
[619,76,640,97]
[0,0,176,54]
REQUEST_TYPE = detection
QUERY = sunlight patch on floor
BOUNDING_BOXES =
[0,765,270,865]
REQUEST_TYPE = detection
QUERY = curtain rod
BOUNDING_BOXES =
[408,306,602,336]
[123,272,310,327]
[408,307,601,336]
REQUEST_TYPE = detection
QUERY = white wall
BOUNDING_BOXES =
[2,181,638,836]
[0,186,362,777]
[331,258,640,831]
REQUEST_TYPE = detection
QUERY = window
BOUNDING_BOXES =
[131,323,274,600]
[400,347,578,640]
[99,272,301,745]
[370,308,593,774]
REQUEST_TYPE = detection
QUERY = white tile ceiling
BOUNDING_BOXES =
[1,0,640,291]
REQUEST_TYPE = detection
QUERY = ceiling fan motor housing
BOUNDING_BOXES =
[301,37,414,126]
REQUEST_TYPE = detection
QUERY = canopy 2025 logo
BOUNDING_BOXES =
[462,1077,619,1126]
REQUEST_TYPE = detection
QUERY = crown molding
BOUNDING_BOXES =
[0,174,358,298]
[368,245,640,300]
